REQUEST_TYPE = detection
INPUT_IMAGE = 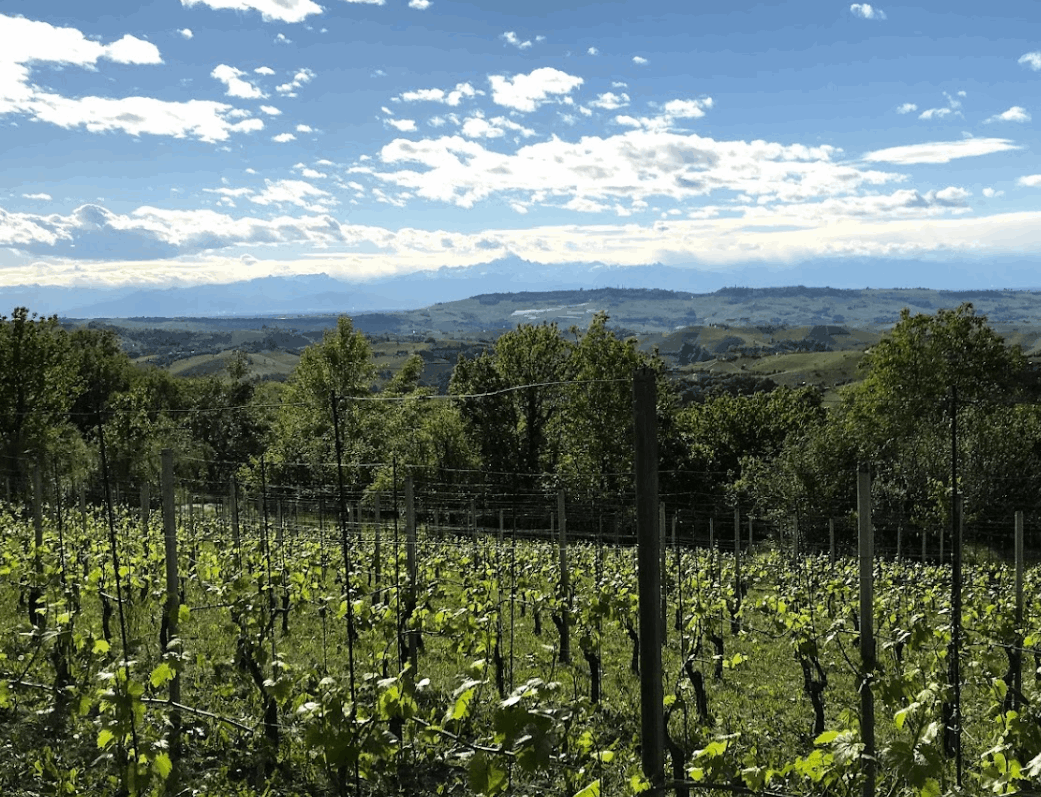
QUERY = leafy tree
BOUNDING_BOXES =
[450,323,574,489]
[264,316,376,488]
[0,308,79,495]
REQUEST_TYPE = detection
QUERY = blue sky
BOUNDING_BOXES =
[2,0,1041,293]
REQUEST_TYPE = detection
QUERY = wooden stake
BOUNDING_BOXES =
[633,366,664,787]
[557,490,571,664]
[858,465,875,797]
[161,450,182,779]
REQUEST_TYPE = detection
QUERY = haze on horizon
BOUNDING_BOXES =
[1,0,1041,296]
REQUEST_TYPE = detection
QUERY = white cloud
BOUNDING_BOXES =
[850,3,886,19]
[249,179,333,211]
[259,105,282,115]
[179,0,323,23]
[275,33,290,43]
[296,123,313,132]
[398,82,479,106]
[355,129,893,212]
[919,107,951,120]
[985,106,1030,123]
[0,14,163,69]
[587,47,598,55]
[387,118,417,131]
[299,168,326,178]
[632,56,648,65]
[460,114,535,139]
[343,0,385,4]
[896,103,917,114]
[22,193,51,200]
[1019,175,1041,187]
[589,92,630,110]
[488,67,583,112]
[501,31,532,49]
[1019,52,1041,71]
[409,0,432,8]
[179,28,194,39]
[662,98,713,118]
[255,66,275,75]
[275,67,315,96]
[982,187,1004,198]
[211,64,267,98]
[863,138,1020,164]
[272,132,296,142]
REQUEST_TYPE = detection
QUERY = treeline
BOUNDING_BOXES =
[2,304,1041,547]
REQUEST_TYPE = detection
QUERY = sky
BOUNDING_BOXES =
[2,0,1041,293]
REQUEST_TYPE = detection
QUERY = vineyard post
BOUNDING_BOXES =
[161,449,182,777]
[140,481,150,558]
[1014,510,1025,710]
[229,478,241,570]
[946,385,964,786]
[896,525,902,560]
[709,518,715,580]
[829,519,836,567]
[557,489,571,664]
[471,497,478,564]
[405,477,418,680]
[939,526,944,563]
[659,502,667,645]
[633,366,664,787]
[374,492,382,595]
[79,483,87,538]
[31,459,44,628]
[733,505,741,631]
[748,515,753,549]
[499,508,504,547]
[857,465,875,797]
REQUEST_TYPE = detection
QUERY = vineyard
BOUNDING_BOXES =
[3,443,1041,797]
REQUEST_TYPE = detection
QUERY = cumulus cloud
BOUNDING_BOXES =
[397,82,480,106]
[0,15,270,142]
[178,28,194,39]
[632,56,648,65]
[863,137,1019,164]
[179,0,323,23]
[212,64,268,98]
[587,47,598,55]
[1019,52,1041,71]
[409,0,432,8]
[982,187,1004,198]
[589,92,630,110]
[353,128,898,213]
[985,106,1030,123]
[1019,175,1041,187]
[501,31,532,49]
[459,113,535,139]
[850,4,886,19]
[896,103,917,114]
[488,67,583,112]
[255,66,276,75]
[275,68,315,96]
[387,118,417,131]
[614,97,713,131]
[22,193,51,200]
[259,105,282,115]
[272,132,296,142]
[296,123,313,132]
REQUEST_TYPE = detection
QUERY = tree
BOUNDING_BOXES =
[450,323,574,489]
[0,308,79,495]
[264,316,376,488]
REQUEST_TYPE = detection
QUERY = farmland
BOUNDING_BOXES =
[3,477,1041,797]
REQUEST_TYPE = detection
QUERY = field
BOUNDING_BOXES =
[2,476,1041,797]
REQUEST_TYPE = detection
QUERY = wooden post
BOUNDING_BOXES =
[140,481,151,556]
[471,498,478,562]
[557,490,571,664]
[1013,511,1025,710]
[748,516,753,549]
[229,478,241,569]
[405,477,418,679]
[633,366,664,787]
[30,460,44,628]
[709,518,715,578]
[659,502,667,645]
[161,450,182,774]
[374,492,382,592]
[896,525,902,560]
[79,484,88,538]
[829,518,836,566]
[858,465,875,797]
[733,505,742,630]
